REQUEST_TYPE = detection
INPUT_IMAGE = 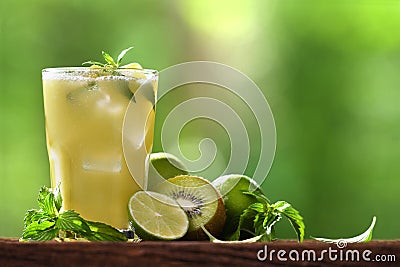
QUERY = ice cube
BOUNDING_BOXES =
[66,81,102,106]
[82,154,122,173]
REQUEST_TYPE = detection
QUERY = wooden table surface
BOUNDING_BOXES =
[1,238,399,267]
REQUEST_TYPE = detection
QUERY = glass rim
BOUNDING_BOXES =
[42,67,158,75]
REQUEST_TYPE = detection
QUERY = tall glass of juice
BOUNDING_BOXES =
[42,67,158,229]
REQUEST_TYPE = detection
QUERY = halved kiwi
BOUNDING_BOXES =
[155,175,226,240]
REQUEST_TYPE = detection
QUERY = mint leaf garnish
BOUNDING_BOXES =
[83,47,135,72]
[227,204,259,241]
[229,191,305,242]
[38,186,59,216]
[81,60,105,67]
[102,51,117,67]
[258,206,280,241]
[22,220,57,241]
[21,186,127,242]
[312,216,376,244]
[86,221,128,241]
[24,209,50,228]
[56,210,91,234]
[270,201,305,242]
[242,191,270,204]
[53,186,62,212]
[117,47,134,66]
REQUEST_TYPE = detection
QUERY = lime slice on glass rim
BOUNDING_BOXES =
[128,191,189,240]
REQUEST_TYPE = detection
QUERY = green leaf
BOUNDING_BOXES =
[82,61,105,67]
[253,211,276,242]
[261,209,281,236]
[102,51,116,67]
[248,202,266,213]
[27,228,59,241]
[24,209,46,228]
[37,186,58,216]
[85,221,127,241]
[82,47,135,70]
[254,213,266,235]
[272,201,305,242]
[22,220,57,241]
[37,186,51,206]
[227,195,271,241]
[117,46,134,65]
[243,191,270,204]
[312,216,376,244]
[53,186,62,212]
[227,205,258,241]
[56,210,91,234]
[22,185,129,242]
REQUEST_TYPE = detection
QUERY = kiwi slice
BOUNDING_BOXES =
[156,175,226,240]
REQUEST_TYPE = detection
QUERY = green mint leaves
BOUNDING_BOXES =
[312,216,377,244]
[21,186,127,242]
[229,191,305,243]
[82,47,134,71]
[267,201,305,242]
[116,47,134,66]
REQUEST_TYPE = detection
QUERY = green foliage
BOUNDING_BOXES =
[21,186,127,242]
[229,191,305,242]
[82,47,134,72]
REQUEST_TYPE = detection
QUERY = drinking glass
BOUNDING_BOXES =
[42,67,158,228]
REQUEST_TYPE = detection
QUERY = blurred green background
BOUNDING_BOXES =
[1,0,400,239]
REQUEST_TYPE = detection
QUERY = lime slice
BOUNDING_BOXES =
[121,62,147,81]
[121,62,143,70]
[128,191,189,240]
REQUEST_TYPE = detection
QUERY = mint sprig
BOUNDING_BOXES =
[229,191,305,242]
[21,186,127,242]
[82,47,134,71]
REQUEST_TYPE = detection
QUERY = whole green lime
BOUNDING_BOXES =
[147,152,188,190]
[212,174,263,239]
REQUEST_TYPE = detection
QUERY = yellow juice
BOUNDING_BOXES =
[42,68,157,228]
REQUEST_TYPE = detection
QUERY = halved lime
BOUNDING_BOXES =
[128,191,189,240]
[147,152,188,190]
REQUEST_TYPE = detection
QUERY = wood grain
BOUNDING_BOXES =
[1,238,399,267]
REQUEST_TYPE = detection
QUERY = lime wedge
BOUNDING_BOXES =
[128,191,189,240]
[120,62,143,70]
